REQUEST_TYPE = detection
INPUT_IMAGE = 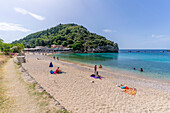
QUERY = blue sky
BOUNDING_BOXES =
[0,0,170,49]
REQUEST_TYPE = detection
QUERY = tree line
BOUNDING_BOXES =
[0,39,24,55]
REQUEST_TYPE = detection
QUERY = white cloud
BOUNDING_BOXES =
[0,22,31,32]
[14,7,27,15]
[151,34,164,38]
[28,12,45,21]
[151,34,170,40]
[14,7,45,21]
[103,29,116,33]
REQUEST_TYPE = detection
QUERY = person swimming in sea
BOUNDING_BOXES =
[140,68,143,72]
[53,56,55,60]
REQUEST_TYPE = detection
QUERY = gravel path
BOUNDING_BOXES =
[1,58,40,113]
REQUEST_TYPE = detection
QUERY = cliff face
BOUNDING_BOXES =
[85,45,118,53]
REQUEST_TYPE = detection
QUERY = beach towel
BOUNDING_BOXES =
[90,74,103,79]
[123,88,137,95]
[117,84,137,95]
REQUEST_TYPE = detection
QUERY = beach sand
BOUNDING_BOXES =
[22,54,170,113]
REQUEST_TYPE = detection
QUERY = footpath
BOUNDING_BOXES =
[0,58,66,113]
[0,59,40,113]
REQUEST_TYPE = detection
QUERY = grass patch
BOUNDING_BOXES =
[56,110,69,113]
[0,52,4,55]
[0,55,8,68]
[32,91,47,97]
[39,101,49,107]
[0,87,9,108]
[29,83,37,90]
[0,56,11,112]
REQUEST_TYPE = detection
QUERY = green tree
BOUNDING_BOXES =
[0,38,4,52]
[71,43,83,51]
[61,41,68,47]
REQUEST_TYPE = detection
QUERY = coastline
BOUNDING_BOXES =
[51,51,170,83]
[52,55,170,92]
[22,54,170,112]
[51,53,170,84]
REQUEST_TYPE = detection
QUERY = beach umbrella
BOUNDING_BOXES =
[49,62,53,67]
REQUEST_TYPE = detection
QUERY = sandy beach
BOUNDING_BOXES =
[22,54,170,113]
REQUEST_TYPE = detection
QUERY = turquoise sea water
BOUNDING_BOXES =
[55,50,170,81]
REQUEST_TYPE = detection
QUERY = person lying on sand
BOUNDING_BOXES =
[123,88,137,95]
[116,84,137,95]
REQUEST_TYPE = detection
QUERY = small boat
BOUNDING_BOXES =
[167,50,170,52]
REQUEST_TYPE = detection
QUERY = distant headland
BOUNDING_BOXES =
[12,23,119,53]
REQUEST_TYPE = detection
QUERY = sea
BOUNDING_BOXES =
[54,49,170,81]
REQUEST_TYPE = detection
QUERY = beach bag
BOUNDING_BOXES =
[50,70,54,74]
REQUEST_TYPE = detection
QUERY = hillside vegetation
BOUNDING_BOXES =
[12,23,118,52]
[0,39,24,54]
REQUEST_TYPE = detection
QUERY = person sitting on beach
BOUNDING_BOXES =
[90,71,102,79]
[96,71,100,78]
[99,65,102,68]
[56,67,61,73]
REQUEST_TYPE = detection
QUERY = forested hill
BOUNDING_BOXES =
[12,23,119,52]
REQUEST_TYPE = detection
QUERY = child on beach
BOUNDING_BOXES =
[99,65,102,68]
[56,67,61,73]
